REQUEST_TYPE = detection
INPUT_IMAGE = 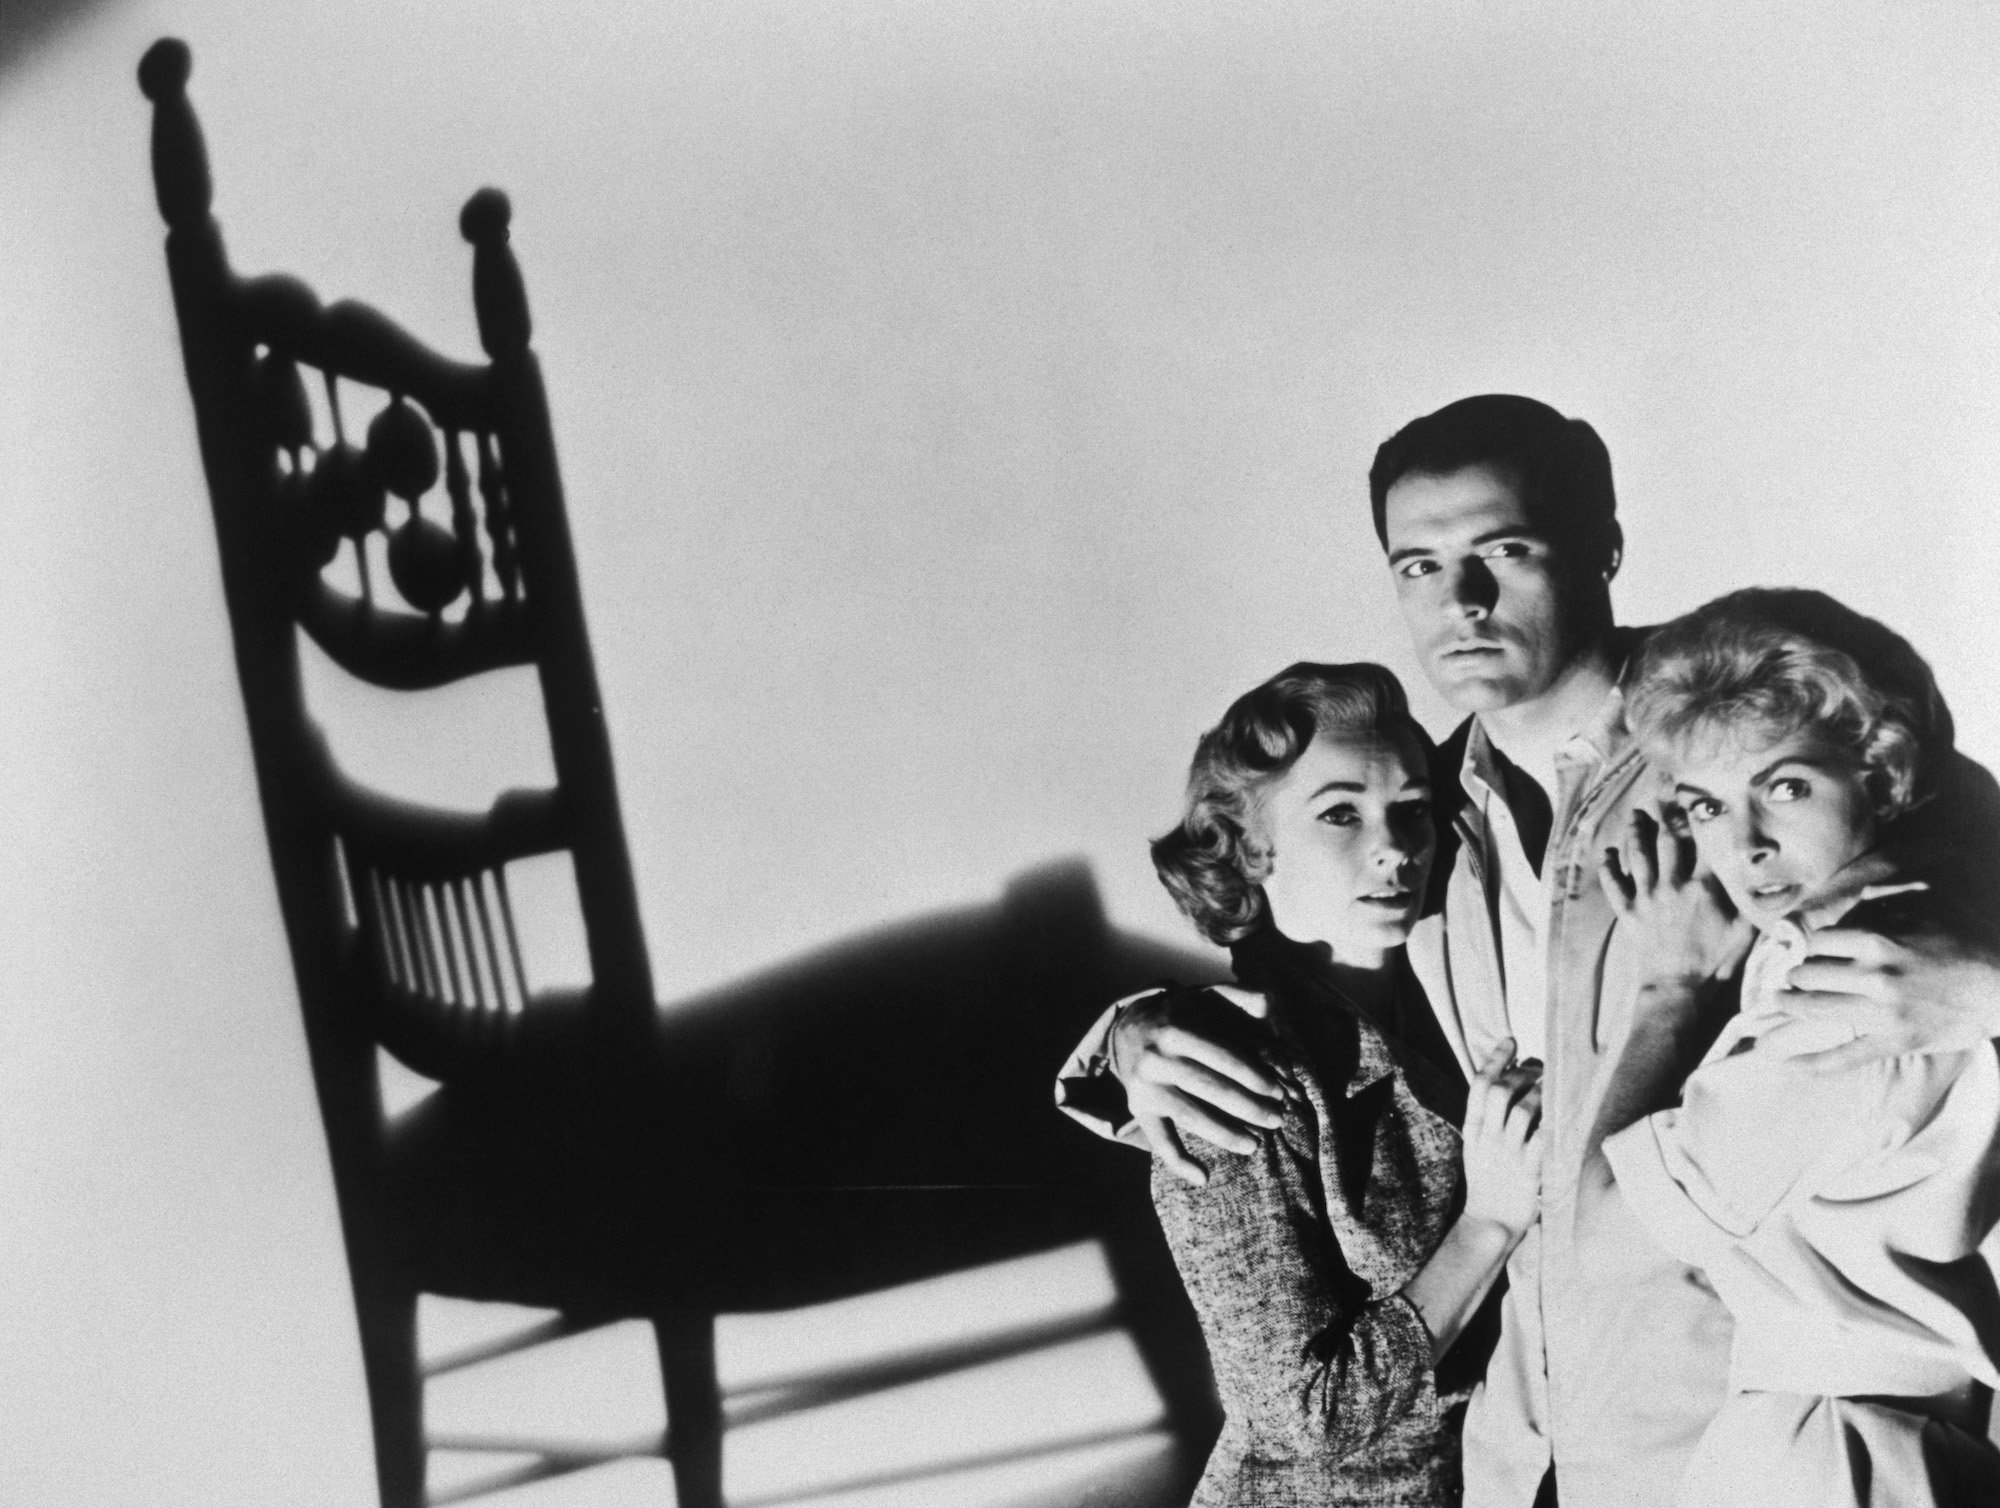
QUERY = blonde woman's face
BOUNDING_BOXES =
[1667,726,1877,928]
[1255,730,1434,966]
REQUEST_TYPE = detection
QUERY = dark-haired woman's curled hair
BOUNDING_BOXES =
[1152,662,1430,944]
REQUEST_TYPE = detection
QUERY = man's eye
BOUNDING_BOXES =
[1316,805,1360,827]
[1768,777,1810,802]
[1686,797,1722,822]
[1397,559,1439,579]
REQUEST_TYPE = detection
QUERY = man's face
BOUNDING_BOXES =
[1382,464,1598,714]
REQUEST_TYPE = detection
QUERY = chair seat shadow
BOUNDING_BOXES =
[140,37,1221,1506]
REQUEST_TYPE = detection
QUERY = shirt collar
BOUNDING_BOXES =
[1456,675,1631,804]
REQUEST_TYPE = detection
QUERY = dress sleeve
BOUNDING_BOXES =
[1150,1093,1446,1462]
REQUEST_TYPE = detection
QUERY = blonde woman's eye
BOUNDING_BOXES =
[1686,797,1722,822]
[1768,778,1810,802]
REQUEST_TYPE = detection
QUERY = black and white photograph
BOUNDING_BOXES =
[8,4,2000,1505]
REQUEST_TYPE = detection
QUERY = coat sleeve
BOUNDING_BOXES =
[1150,1093,1447,1462]
[1053,1001,1150,1149]
[1602,1034,1922,1267]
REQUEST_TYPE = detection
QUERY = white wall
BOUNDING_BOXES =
[6,2,2000,1502]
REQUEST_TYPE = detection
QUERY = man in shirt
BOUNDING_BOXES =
[1056,393,2000,1507]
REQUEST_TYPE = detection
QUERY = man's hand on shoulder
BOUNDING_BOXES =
[1782,925,2000,1072]
[1110,984,1290,1187]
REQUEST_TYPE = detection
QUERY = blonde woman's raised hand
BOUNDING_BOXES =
[1599,806,1754,990]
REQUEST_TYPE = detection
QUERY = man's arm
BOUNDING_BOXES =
[1785,748,2000,1069]
[1053,983,1290,1185]
[1781,926,2000,1072]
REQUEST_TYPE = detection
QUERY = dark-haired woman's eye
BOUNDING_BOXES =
[1317,804,1359,827]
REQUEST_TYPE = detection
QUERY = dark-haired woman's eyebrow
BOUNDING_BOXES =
[1308,780,1367,799]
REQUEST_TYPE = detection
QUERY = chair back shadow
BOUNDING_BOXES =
[141,38,1221,1508]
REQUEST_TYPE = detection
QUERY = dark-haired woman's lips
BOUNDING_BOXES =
[1358,889,1417,909]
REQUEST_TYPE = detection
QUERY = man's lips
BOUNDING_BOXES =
[1438,639,1506,658]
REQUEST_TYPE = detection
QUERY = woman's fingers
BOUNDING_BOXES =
[1465,1040,1518,1139]
[1599,847,1636,914]
[1471,1039,1517,1085]
[1621,809,1660,896]
[1500,1060,1542,1098]
[1503,1080,1543,1143]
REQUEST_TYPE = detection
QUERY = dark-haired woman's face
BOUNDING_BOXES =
[1255,730,1434,967]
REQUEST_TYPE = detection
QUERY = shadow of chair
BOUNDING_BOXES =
[140,37,1221,1507]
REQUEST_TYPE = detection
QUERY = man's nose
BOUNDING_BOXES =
[1444,558,1498,618]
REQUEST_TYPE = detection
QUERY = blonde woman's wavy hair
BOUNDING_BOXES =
[1625,588,1952,822]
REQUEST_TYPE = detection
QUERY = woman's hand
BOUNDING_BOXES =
[1599,806,1756,991]
[1458,1039,1544,1239]
[1405,1040,1544,1358]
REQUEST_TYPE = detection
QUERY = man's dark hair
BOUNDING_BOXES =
[1368,394,1618,568]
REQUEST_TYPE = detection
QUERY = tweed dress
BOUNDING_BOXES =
[1152,928,1480,1507]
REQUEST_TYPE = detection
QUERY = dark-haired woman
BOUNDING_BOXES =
[1145,663,1542,1507]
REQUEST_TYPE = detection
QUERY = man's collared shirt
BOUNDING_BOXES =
[1410,654,1734,1508]
[1456,696,1622,1069]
